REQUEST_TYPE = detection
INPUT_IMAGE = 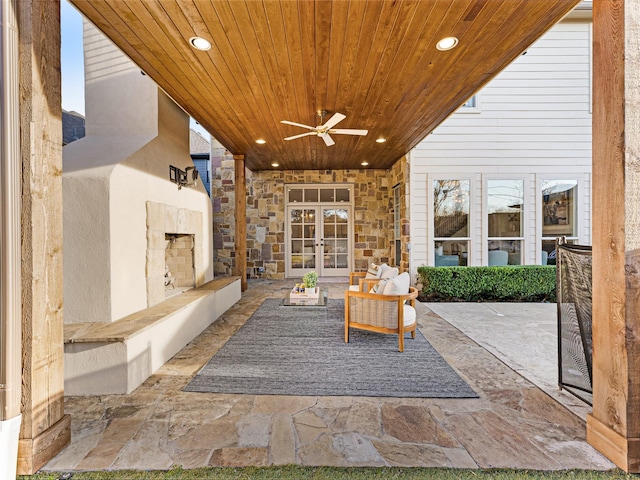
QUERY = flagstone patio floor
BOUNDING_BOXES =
[44,278,615,473]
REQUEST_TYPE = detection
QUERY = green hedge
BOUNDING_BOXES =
[417,265,556,302]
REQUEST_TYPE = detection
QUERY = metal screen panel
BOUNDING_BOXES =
[556,241,592,404]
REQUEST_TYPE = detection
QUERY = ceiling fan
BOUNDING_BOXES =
[281,111,368,146]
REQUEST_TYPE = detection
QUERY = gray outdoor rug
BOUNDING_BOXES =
[184,298,477,398]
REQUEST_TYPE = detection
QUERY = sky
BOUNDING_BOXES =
[61,0,210,138]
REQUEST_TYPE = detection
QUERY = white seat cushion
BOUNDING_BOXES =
[382,271,410,296]
[348,284,360,292]
[403,304,417,326]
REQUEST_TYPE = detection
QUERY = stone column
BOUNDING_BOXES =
[16,0,70,474]
[587,0,640,472]
[234,155,247,291]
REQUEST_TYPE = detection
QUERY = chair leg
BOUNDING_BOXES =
[398,332,404,352]
[344,291,349,343]
[411,330,416,339]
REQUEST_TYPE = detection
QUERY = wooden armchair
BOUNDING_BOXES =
[344,273,419,352]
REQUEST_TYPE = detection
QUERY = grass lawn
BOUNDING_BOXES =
[20,467,634,480]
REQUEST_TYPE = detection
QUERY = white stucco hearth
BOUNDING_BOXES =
[64,277,241,395]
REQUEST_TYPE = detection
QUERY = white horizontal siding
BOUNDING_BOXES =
[409,19,592,276]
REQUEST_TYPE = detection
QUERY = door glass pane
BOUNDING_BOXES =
[289,189,303,203]
[320,189,334,202]
[324,224,336,239]
[336,189,350,202]
[304,189,318,202]
[434,180,469,238]
[488,180,523,237]
[542,180,577,238]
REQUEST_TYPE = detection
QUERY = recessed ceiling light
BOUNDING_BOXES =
[361,161,369,166]
[255,139,266,144]
[376,138,387,143]
[271,162,279,167]
[189,36,212,51]
[436,36,458,51]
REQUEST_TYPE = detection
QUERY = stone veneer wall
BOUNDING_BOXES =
[211,150,409,279]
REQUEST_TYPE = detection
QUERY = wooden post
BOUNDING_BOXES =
[16,0,70,474]
[587,0,640,472]
[0,1,23,477]
[234,155,247,291]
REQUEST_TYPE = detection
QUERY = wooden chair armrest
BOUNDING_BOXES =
[349,271,367,285]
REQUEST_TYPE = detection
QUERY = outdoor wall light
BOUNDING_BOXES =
[170,165,199,190]
[189,36,212,51]
[436,36,458,51]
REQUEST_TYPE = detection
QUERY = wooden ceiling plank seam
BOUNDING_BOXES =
[314,0,332,119]
[255,0,306,165]
[381,0,517,138]
[170,0,257,137]
[296,0,320,166]
[169,2,282,159]
[397,0,581,153]
[356,0,424,121]
[206,0,282,168]
[230,0,306,167]
[348,1,403,131]
[279,0,314,166]
[124,0,250,153]
[370,0,481,146]
[211,0,292,165]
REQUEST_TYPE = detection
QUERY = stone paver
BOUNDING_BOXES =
[43,279,615,473]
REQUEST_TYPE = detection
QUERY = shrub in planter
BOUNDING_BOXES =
[417,265,556,302]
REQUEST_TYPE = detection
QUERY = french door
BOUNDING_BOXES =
[287,205,352,277]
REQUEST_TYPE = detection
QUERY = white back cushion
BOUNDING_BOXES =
[382,271,410,296]
[365,263,383,279]
[380,264,399,279]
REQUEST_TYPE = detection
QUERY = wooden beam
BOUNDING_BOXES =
[588,0,640,472]
[16,0,70,474]
[234,155,247,291]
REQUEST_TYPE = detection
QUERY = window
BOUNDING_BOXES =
[458,94,480,113]
[541,180,578,264]
[393,184,401,265]
[487,180,523,265]
[433,180,470,266]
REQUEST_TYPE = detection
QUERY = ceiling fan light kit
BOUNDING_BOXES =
[281,112,368,147]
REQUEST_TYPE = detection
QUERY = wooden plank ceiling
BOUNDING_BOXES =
[70,0,581,171]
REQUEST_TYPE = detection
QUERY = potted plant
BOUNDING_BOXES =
[303,270,318,292]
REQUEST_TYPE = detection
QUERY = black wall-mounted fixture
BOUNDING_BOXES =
[169,165,199,190]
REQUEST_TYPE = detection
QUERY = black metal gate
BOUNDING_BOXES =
[556,239,593,404]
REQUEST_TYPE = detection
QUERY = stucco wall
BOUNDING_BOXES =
[63,24,213,323]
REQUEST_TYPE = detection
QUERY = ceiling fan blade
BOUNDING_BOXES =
[322,112,346,130]
[281,120,316,131]
[329,128,369,136]
[321,132,335,146]
[284,132,316,141]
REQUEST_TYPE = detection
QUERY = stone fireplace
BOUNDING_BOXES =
[146,201,204,307]
[165,233,195,292]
